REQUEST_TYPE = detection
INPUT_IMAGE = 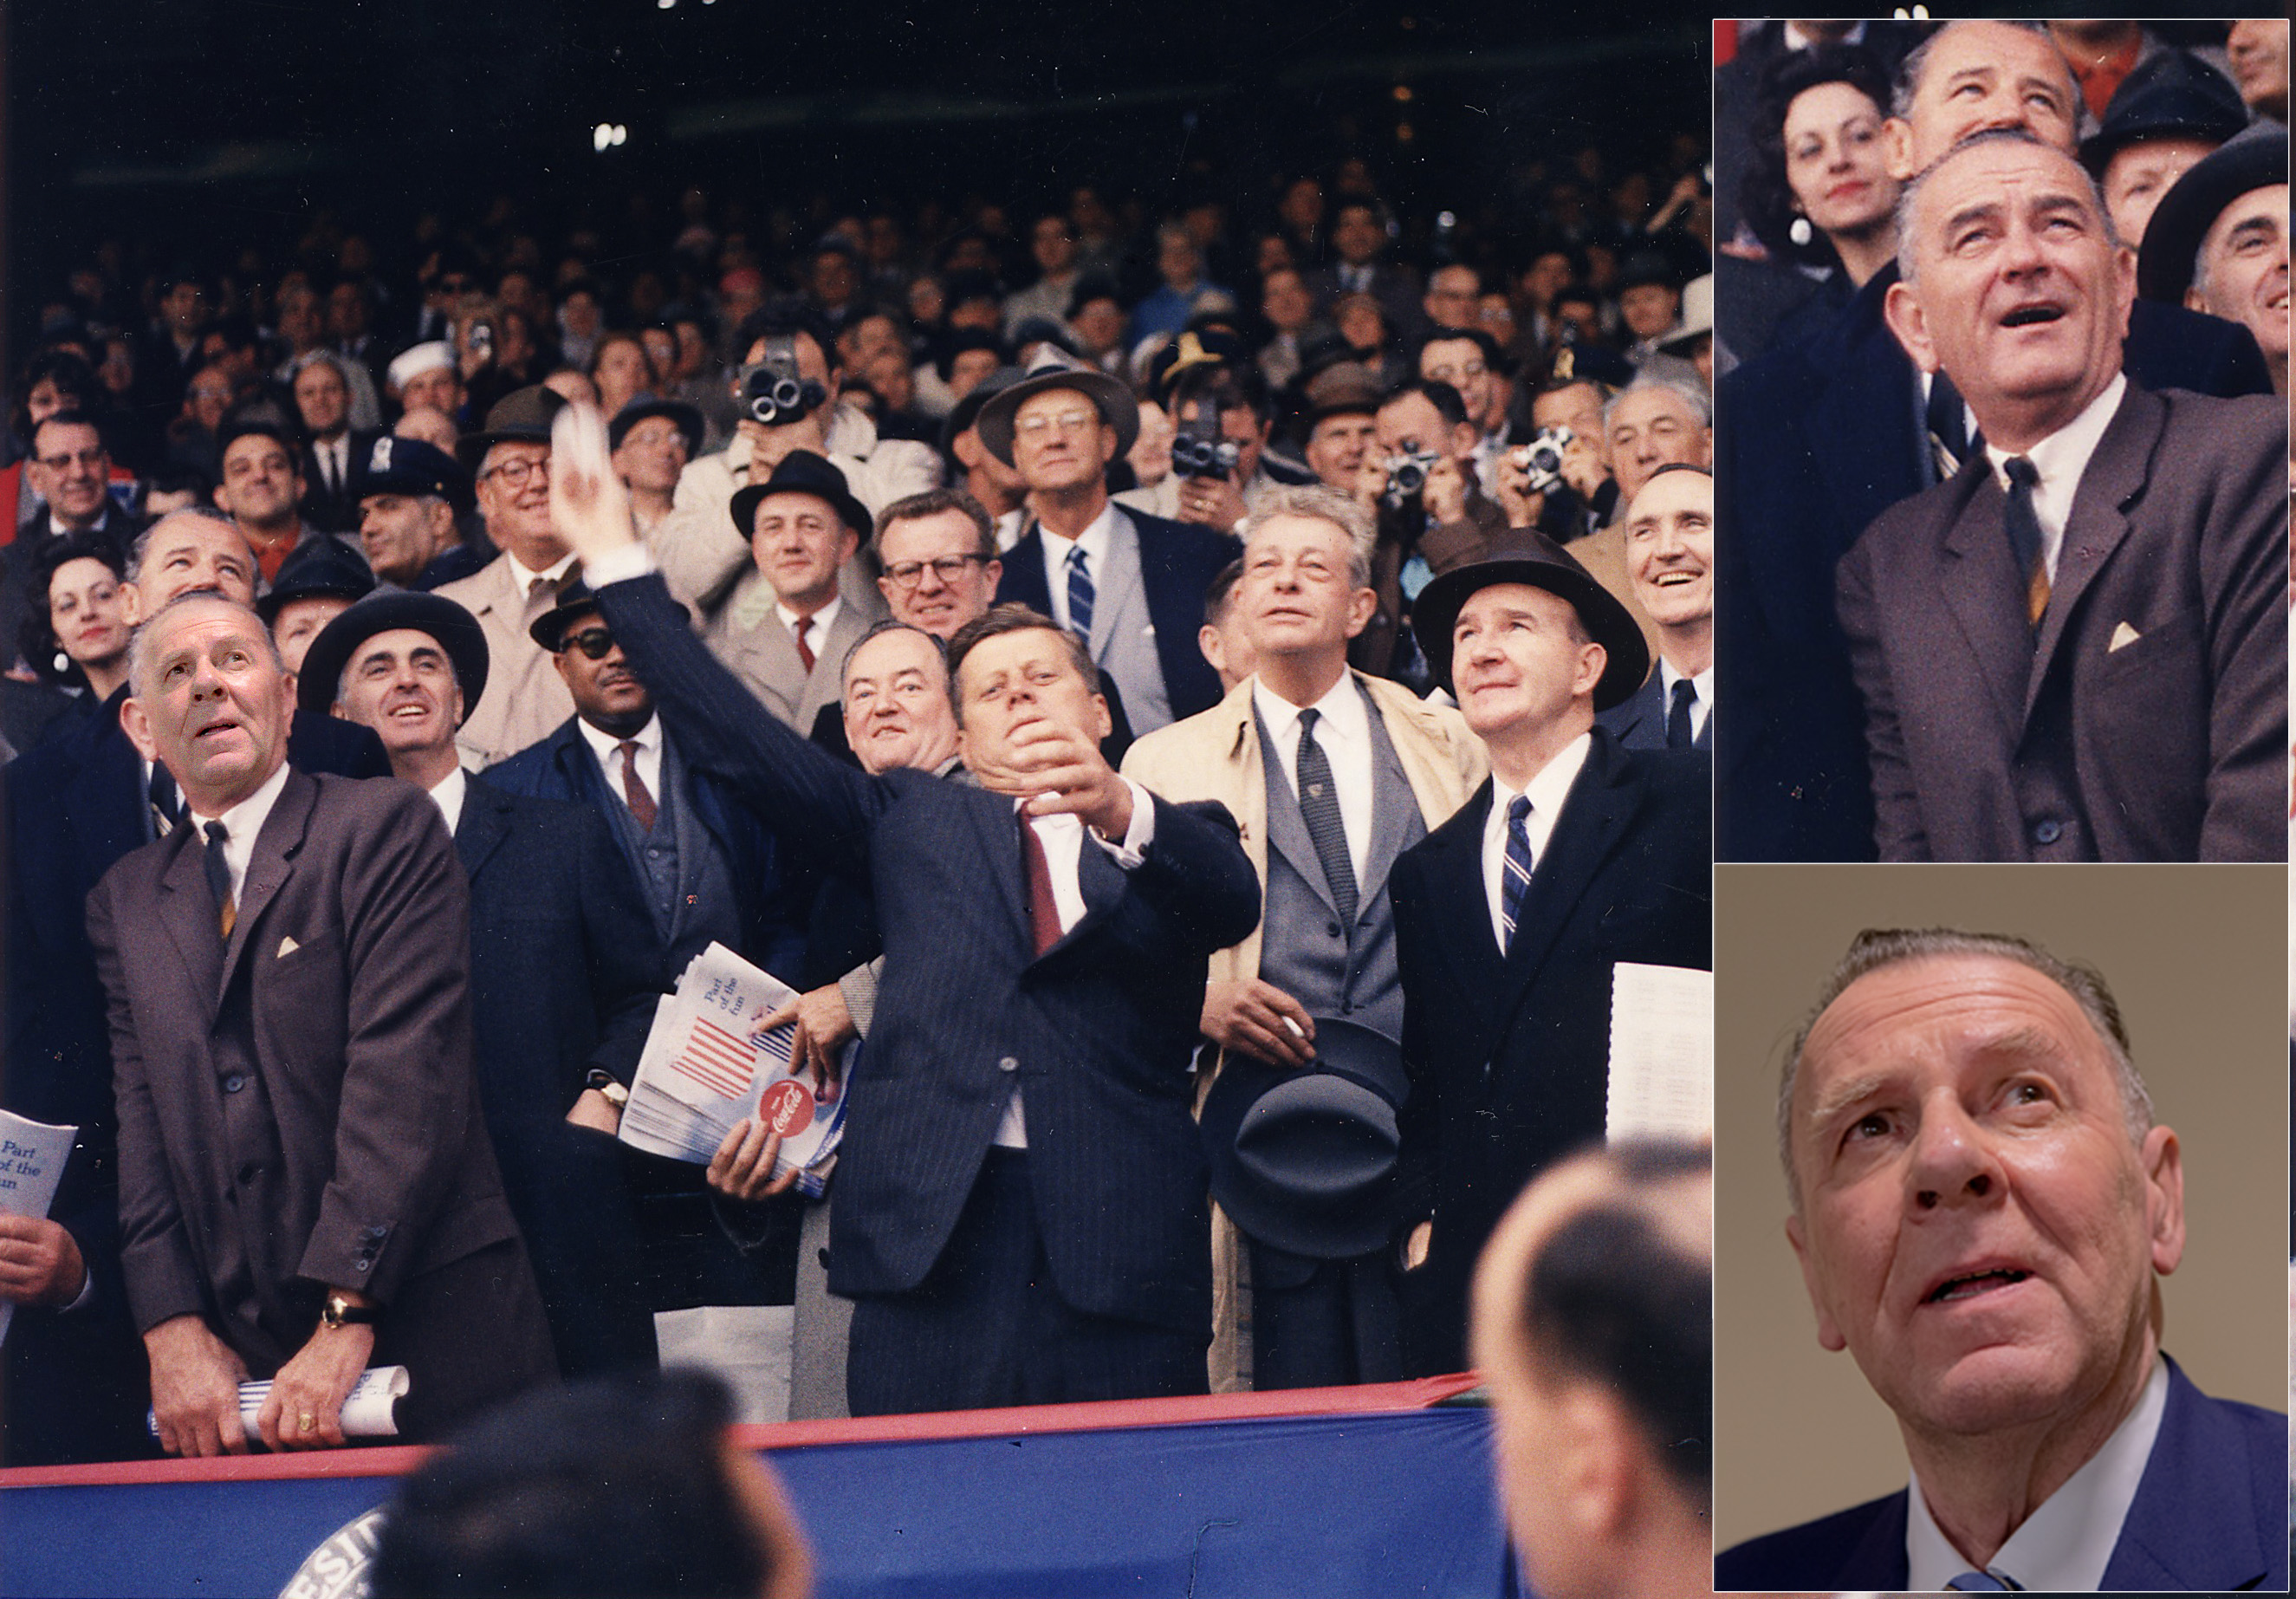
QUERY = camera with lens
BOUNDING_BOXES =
[1171,408,1242,482]
[737,336,829,427]
[1511,426,1574,493]
[1383,448,1441,506]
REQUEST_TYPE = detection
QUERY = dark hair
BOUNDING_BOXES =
[586,329,658,383]
[1522,1140,1712,1496]
[12,348,101,437]
[1378,377,1471,433]
[29,408,105,458]
[1203,556,1246,627]
[1742,42,1896,264]
[936,328,1006,384]
[369,1371,779,1599]
[945,601,1094,701]
[840,616,951,685]
[874,486,996,561]
[18,530,130,689]
[735,298,839,369]
[1415,326,1507,374]
[1066,273,1125,321]
[1169,363,1273,426]
[218,413,304,460]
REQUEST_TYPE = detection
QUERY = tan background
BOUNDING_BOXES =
[1712,863,2289,1552]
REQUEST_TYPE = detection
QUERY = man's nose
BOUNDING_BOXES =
[915,562,949,594]
[1906,1096,2005,1212]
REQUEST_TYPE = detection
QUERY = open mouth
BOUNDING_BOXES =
[1925,1268,2031,1304]
[1651,570,1703,588]
[2001,305,2065,329]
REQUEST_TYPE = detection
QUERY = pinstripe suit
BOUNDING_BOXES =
[593,570,1262,1410]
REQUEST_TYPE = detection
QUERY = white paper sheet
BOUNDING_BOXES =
[1605,962,1713,1141]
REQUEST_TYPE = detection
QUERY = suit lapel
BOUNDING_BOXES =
[1424,783,1507,997]
[215,769,316,1002]
[1935,464,2032,744]
[999,529,1054,614]
[156,829,224,1017]
[1497,737,1638,1016]
[2026,387,2152,721]
[1042,827,1125,959]
[454,778,511,880]
[1091,516,1146,664]
[964,787,1033,949]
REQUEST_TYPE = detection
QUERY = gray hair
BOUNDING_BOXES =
[1601,373,1712,434]
[1890,19,2062,121]
[126,592,283,699]
[1240,483,1376,589]
[1777,927,2155,1211]
[840,617,951,692]
[127,506,243,584]
[290,348,353,389]
[1895,127,2124,286]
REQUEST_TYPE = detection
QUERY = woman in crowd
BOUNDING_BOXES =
[21,532,133,711]
[590,328,662,420]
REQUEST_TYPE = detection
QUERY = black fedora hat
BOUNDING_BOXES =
[456,384,568,471]
[2136,126,2288,304]
[295,590,490,725]
[256,536,376,626]
[1411,531,1650,711]
[727,449,872,543]
[975,346,1139,467]
[2079,49,2248,177]
[607,396,705,456]
[1199,1018,1410,1260]
[527,579,689,653]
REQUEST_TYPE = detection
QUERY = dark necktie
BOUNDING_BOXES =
[618,740,658,832]
[2002,455,2049,629]
[1498,795,1534,952]
[1065,544,1095,641]
[150,765,185,835]
[1293,708,1358,931]
[203,820,237,940]
[792,616,816,674]
[1946,1570,2021,1591]
[1665,677,1696,750]
[1020,813,1063,957]
[1926,370,1983,479]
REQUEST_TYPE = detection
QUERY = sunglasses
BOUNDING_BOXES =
[561,627,618,660]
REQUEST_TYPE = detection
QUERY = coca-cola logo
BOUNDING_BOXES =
[761,1078,814,1138]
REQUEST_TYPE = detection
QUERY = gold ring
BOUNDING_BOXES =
[297,1412,316,1434]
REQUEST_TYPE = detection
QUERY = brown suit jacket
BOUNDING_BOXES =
[1837,383,2286,861]
[435,555,578,769]
[703,585,886,731]
[88,770,546,1396]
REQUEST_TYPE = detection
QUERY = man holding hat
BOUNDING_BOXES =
[709,449,889,732]
[352,432,483,592]
[2139,128,2290,397]
[302,592,667,1381]
[436,385,583,768]
[1386,533,1711,1375]
[986,348,1239,734]
[2079,49,2253,248]
[609,398,704,543]
[1124,483,1483,1391]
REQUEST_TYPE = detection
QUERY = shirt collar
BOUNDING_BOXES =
[426,764,469,836]
[1250,670,1368,750]
[1905,1355,2169,1592]
[1040,501,1118,567]
[1489,730,1592,826]
[576,711,661,770]
[204,757,293,838]
[775,592,844,639]
[1657,659,1714,706]
[505,549,580,596]
[1984,373,2125,497]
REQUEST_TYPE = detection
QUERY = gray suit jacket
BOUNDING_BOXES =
[1837,383,2286,861]
[435,554,578,769]
[704,586,887,731]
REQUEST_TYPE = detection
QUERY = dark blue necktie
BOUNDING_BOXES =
[1665,677,1696,750]
[1946,1569,2021,1590]
[1499,795,1534,952]
[1065,543,1095,642]
[2002,454,2049,630]
[1294,708,1357,930]
[203,821,236,939]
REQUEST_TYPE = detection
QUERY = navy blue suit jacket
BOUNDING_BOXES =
[487,717,809,980]
[995,507,1239,727]
[1388,731,1711,1375]
[1716,264,2273,864]
[595,570,1261,1336]
[1716,1357,2288,1592]
[0,690,386,1465]
[1596,669,1710,752]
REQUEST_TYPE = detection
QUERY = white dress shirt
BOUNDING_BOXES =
[1981,373,2126,583]
[1479,731,1591,952]
[505,549,581,603]
[773,594,844,673]
[195,759,294,904]
[578,712,665,815]
[1905,1354,2168,1592]
[1035,503,1119,639]
[993,780,1157,1148]
[425,764,469,836]
[1253,673,1373,885]
[314,432,350,496]
[1657,660,1714,744]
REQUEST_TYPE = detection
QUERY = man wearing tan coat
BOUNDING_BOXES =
[1124,484,1482,1390]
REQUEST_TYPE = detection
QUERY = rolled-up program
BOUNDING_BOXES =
[146,1364,411,1442]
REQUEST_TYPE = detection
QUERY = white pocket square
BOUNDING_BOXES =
[2107,621,2142,653]
[276,935,300,958]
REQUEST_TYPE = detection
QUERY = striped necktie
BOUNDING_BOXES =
[1065,543,1095,641]
[1499,795,1534,952]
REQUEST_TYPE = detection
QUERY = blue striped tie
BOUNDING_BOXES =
[1499,794,1534,952]
[1065,543,1095,642]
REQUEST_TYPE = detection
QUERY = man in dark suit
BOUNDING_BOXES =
[552,406,1260,1415]
[88,591,553,1456]
[1838,132,2285,861]
[291,353,382,536]
[1313,199,1426,344]
[1718,929,2286,1592]
[1,510,387,1466]
[302,591,669,1380]
[1716,18,2277,863]
[1598,465,1712,753]
[984,349,1240,736]
[1387,535,1710,1376]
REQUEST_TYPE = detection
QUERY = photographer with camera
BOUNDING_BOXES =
[1164,365,1304,536]
[1489,373,1615,543]
[1415,328,1514,494]
[652,300,939,630]
[1346,379,1505,680]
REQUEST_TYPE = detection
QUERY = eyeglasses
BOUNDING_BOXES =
[482,455,550,488]
[561,627,619,660]
[1015,408,1100,439]
[884,554,987,589]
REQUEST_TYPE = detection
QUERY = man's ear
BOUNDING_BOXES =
[119,694,160,762]
[1786,1212,1848,1353]
[1572,640,1606,700]
[1882,115,1919,182]
[1882,280,1938,374]
[120,582,146,627]
[2142,1124,2186,1278]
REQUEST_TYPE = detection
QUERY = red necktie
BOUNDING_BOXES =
[793,617,816,673]
[1021,813,1062,956]
[618,741,658,832]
